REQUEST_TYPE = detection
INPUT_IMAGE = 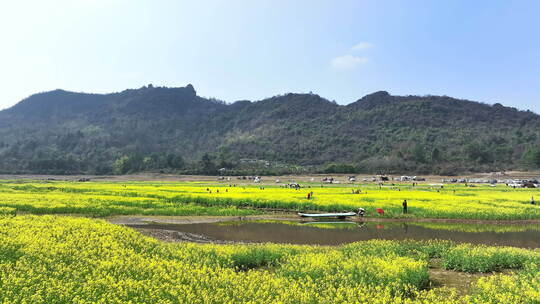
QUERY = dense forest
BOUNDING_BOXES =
[0,84,539,175]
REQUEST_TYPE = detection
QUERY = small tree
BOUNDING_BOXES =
[412,143,426,163]
[199,153,217,175]
[521,148,540,168]
[113,156,130,174]
[431,147,441,162]
[166,153,185,169]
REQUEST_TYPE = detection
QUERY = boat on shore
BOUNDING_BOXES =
[298,212,357,219]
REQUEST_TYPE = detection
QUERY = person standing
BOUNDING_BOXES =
[402,199,408,214]
[531,196,535,205]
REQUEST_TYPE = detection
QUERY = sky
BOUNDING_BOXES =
[1,0,539,112]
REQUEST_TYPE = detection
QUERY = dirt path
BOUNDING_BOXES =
[1,171,540,183]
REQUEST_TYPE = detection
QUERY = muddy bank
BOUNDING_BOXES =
[135,228,244,244]
[107,214,298,225]
[108,214,540,226]
[427,259,512,295]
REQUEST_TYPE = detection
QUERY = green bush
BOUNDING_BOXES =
[442,244,539,272]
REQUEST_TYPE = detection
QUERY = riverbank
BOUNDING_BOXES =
[107,214,540,226]
[110,214,540,248]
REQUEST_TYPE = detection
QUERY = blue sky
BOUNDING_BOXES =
[1,0,539,112]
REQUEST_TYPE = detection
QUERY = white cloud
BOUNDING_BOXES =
[330,55,368,70]
[351,42,374,51]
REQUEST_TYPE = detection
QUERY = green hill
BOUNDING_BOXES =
[1,84,539,175]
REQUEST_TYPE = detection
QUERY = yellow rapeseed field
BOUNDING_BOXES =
[0,180,539,303]
[0,180,539,219]
[0,215,539,304]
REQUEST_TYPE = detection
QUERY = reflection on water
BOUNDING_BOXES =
[130,220,540,247]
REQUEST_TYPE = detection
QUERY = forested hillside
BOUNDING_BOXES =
[0,84,539,175]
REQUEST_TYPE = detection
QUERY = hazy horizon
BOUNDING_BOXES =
[1,0,539,111]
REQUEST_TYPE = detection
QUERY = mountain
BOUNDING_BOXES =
[0,84,539,175]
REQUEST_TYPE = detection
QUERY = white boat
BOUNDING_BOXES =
[298,212,356,218]
[301,221,356,225]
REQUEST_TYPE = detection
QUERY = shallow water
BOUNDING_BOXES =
[130,220,540,247]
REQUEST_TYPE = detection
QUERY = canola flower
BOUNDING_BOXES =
[0,180,539,220]
[0,215,539,303]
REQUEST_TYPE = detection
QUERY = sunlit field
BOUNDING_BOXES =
[1,180,540,303]
[1,215,539,304]
[0,180,539,219]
